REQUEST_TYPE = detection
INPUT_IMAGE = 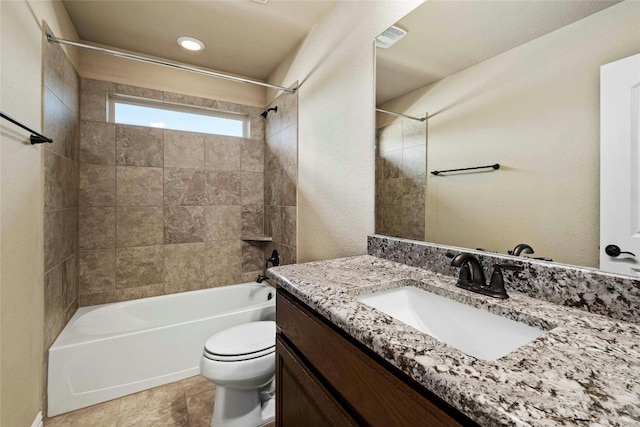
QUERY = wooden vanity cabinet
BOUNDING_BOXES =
[276,288,478,427]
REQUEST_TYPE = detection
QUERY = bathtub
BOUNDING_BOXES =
[47,282,275,416]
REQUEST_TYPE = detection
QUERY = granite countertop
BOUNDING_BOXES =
[267,255,640,427]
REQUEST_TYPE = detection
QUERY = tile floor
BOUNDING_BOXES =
[44,375,275,427]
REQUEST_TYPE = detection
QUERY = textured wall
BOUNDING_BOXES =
[264,90,298,266]
[0,3,46,424]
[375,117,426,240]
[267,1,422,263]
[77,78,267,305]
[1,1,79,424]
[380,2,640,268]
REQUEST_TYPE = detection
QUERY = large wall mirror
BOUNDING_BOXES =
[375,0,640,275]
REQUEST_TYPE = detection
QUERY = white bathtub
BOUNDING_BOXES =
[47,282,275,416]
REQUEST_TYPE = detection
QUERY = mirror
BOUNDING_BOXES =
[374,0,637,273]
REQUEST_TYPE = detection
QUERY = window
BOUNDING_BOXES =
[108,94,247,137]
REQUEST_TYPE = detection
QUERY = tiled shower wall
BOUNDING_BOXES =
[264,92,297,265]
[77,78,269,305]
[375,118,426,241]
[43,27,80,411]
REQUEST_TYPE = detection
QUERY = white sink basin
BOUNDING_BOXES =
[357,286,547,361]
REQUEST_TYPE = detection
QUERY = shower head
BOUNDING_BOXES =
[260,106,278,119]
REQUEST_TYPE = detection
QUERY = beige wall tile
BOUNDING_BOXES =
[241,242,263,273]
[116,166,163,206]
[205,171,241,205]
[265,130,281,172]
[79,249,115,295]
[164,130,204,169]
[281,166,297,207]
[44,208,78,272]
[164,243,205,283]
[205,206,241,241]
[164,206,206,244]
[282,206,297,248]
[78,291,117,307]
[79,164,115,206]
[45,150,77,210]
[79,207,115,250]
[163,92,204,107]
[116,83,163,100]
[241,138,264,172]
[249,115,265,141]
[162,280,208,295]
[116,206,163,247]
[264,206,282,243]
[205,240,241,279]
[164,169,206,206]
[241,172,264,206]
[44,88,67,158]
[204,135,241,171]
[280,125,298,168]
[241,205,264,236]
[62,104,77,161]
[116,246,163,288]
[44,263,63,349]
[264,169,281,206]
[115,284,165,302]
[279,244,296,266]
[80,78,115,122]
[116,124,163,167]
[80,120,116,165]
[403,119,427,148]
[207,273,242,288]
[401,145,426,179]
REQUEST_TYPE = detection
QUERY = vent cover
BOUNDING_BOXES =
[375,25,407,49]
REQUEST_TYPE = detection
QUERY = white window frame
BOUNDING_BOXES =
[107,93,249,137]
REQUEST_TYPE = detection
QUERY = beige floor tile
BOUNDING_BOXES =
[182,374,216,397]
[186,389,215,427]
[117,398,189,427]
[45,399,120,427]
[119,380,185,416]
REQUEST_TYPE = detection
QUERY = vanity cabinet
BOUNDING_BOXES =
[276,288,477,427]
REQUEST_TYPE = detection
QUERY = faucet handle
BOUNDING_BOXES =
[458,263,473,287]
[489,264,524,298]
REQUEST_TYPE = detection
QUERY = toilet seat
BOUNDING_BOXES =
[203,321,275,362]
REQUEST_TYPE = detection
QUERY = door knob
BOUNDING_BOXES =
[605,244,636,257]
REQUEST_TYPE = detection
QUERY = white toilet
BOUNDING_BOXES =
[200,321,276,427]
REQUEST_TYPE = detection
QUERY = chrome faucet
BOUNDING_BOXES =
[450,253,523,299]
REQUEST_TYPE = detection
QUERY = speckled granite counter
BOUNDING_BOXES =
[267,255,640,427]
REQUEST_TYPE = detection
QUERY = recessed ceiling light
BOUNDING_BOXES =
[252,0,269,3]
[177,36,205,51]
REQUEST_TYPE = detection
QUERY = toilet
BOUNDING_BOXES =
[200,321,276,427]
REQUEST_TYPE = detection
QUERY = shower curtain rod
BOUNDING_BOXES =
[46,34,296,94]
[376,108,426,122]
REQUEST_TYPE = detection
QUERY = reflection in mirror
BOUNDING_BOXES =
[374,0,640,275]
[375,114,427,241]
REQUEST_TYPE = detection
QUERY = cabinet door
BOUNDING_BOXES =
[276,336,357,427]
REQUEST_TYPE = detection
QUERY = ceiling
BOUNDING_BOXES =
[62,0,337,81]
[376,0,620,105]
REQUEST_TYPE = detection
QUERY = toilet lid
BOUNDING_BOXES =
[204,321,275,361]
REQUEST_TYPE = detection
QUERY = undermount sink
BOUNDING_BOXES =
[357,285,547,361]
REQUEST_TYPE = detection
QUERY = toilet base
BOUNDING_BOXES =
[211,386,275,427]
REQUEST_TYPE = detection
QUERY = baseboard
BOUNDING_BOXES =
[31,411,43,427]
